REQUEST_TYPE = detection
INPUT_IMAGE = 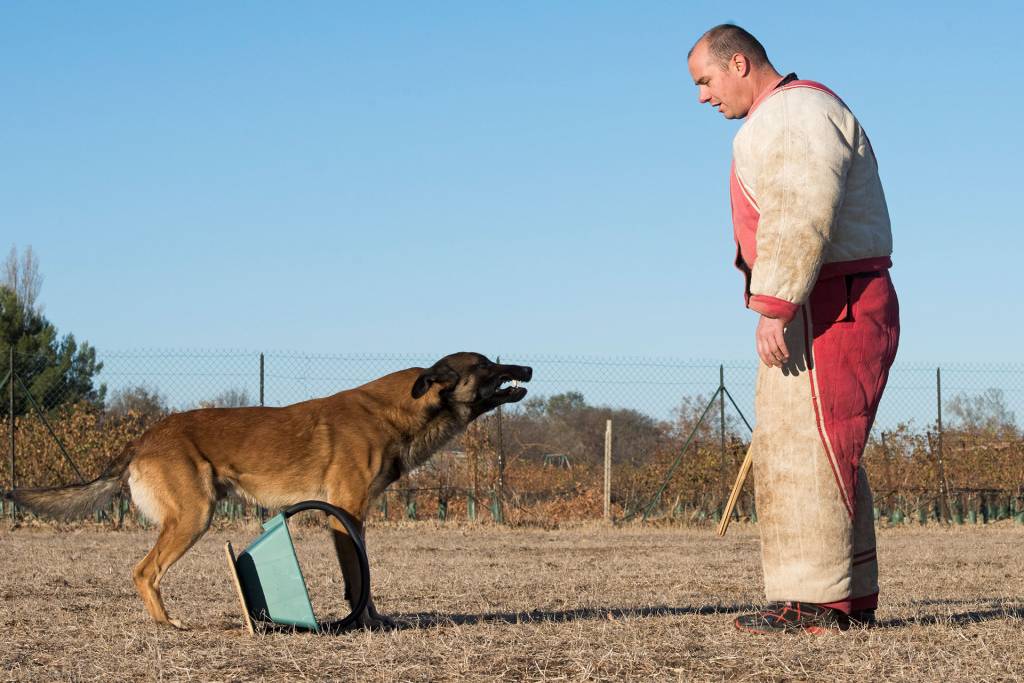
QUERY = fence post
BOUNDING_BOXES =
[935,367,952,523]
[8,348,15,519]
[718,365,726,519]
[257,352,266,521]
[495,357,505,524]
[470,445,479,522]
[604,419,612,522]
[259,352,265,407]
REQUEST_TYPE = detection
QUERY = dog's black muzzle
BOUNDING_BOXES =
[481,364,532,407]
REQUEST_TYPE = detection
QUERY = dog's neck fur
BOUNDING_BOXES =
[359,373,474,476]
[402,412,465,471]
[392,399,471,473]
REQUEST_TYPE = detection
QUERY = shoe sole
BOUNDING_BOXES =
[733,619,844,635]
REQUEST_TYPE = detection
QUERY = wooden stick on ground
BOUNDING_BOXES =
[717,449,753,536]
[224,541,255,634]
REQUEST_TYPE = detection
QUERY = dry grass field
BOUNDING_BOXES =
[1,520,1022,682]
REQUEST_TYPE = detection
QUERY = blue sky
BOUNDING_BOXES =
[2,1,1018,363]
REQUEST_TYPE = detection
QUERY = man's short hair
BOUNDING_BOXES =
[690,24,771,69]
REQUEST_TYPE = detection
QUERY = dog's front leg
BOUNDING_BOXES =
[329,517,396,629]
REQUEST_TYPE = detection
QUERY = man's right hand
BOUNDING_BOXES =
[755,315,790,368]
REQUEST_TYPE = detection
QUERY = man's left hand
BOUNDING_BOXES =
[756,315,789,368]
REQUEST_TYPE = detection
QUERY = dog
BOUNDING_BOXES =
[9,351,532,629]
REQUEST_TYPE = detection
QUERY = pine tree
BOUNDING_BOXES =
[1,248,105,416]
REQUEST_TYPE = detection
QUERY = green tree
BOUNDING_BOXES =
[1,284,105,417]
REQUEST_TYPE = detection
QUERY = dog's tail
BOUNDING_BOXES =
[4,446,134,520]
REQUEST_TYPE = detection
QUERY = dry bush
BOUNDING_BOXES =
[6,403,1024,527]
[1,403,153,489]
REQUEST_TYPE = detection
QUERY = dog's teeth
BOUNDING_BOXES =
[511,380,520,388]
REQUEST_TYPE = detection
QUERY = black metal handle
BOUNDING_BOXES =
[282,500,370,632]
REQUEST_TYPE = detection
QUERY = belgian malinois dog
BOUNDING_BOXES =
[9,352,532,629]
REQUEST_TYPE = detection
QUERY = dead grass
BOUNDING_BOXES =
[1,521,1022,682]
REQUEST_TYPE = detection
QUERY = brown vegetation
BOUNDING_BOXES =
[3,394,1023,527]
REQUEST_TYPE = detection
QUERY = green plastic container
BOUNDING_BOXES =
[226,500,369,634]
[235,513,318,631]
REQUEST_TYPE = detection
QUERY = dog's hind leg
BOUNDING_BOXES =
[129,458,215,629]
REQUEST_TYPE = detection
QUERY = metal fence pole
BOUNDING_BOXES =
[718,365,726,519]
[470,445,479,522]
[256,352,266,521]
[8,348,15,519]
[495,402,505,524]
[494,356,505,524]
[604,419,612,522]
[935,366,952,523]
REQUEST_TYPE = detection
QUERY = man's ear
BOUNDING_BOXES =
[729,52,749,76]
[411,364,459,399]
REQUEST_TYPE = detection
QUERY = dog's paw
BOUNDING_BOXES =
[166,618,187,630]
[358,612,400,631]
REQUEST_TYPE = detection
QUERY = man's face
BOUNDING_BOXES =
[687,41,752,120]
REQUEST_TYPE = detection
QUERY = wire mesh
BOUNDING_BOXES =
[2,350,1022,525]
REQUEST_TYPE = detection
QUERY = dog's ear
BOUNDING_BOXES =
[411,364,459,399]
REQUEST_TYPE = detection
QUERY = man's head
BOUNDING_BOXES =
[687,24,779,120]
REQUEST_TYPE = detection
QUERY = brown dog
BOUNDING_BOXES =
[10,352,532,628]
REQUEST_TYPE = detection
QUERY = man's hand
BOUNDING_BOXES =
[756,315,789,368]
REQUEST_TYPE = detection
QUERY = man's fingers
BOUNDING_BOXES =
[773,330,790,362]
[757,331,789,367]
[756,315,791,368]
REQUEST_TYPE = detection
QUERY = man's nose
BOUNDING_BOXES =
[697,87,711,104]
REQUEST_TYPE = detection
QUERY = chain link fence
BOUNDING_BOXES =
[2,349,1022,526]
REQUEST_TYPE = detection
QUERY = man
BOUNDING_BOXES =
[687,25,900,633]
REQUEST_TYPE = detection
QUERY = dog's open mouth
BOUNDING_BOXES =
[493,376,529,402]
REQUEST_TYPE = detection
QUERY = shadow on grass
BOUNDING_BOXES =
[261,600,1024,635]
[879,599,1024,628]
[392,604,752,630]
[233,605,751,635]
[241,602,1024,634]
[397,600,1024,632]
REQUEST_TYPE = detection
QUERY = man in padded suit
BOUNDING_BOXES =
[687,24,900,633]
